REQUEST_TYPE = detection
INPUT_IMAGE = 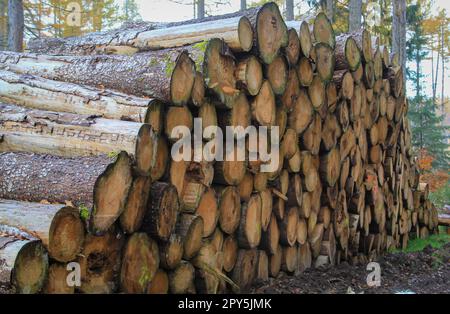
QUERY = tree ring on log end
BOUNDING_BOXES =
[256,2,288,64]
[91,151,133,234]
[49,206,85,262]
[135,124,157,176]
[238,16,254,52]
[170,51,196,106]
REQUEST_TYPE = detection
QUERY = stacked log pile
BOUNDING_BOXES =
[0,2,440,294]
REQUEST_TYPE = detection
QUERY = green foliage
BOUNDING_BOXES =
[79,204,90,221]
[107,151,120,159]
[408,98,450,170]
[429,181,450,208]
[121,0,141,22]
[392,234,450,253]
[406,1,449,171]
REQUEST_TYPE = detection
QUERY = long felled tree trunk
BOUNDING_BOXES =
[0,70,162,124]
[0,50,196,106]
[0,152,133,234]
[0,103,157,176]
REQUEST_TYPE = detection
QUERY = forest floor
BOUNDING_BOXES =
[252,240,450,294]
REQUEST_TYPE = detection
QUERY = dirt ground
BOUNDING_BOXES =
[1,244,448,294]
[252,243,450,294]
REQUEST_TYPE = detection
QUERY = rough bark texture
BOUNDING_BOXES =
[7,0,23,52]
[0,69,159,123]
[348,0,362,32]
[0,50,195,105]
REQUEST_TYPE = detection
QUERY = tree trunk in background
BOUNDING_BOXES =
[286,0,294,21]
[441,24,445,113]
[392,0,406,80]
[348,0,362,32]
[7,0,24,52]
[321,0,334,23]
[197,0,205,19]
[241,0,246,11]
[0,0,7,50]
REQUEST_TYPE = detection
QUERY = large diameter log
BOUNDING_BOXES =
[0,50,196,106]
[120,233,160,294]
[0,103,157,176]
[77,230,124,294]
[237,194,262,249]
[251,2,288,64]
[141,182,179,241]
[313,12,336,49]
[28,9,260,53]
[0,152,133,235]
[334,34,361,71]
[0,199,84,263]
[0,69,162,124]
[0,237,48,294]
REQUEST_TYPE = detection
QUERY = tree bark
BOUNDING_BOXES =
[0,199,84,263]
[348,0,362,32]
[0,151,133,234]
[0,103,157,176]
[286,0,294,21]
[0,50,195,106]
[7,0,23,52]
[0,237,48,294]
[392,0,406,79]
[0,69,160,124]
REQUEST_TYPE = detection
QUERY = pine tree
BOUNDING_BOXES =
[406,2,449,170]
[122,0,141,22]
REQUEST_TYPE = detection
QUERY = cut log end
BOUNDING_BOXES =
[170,51,196,106]
[90,151,133,234]
[238,16,254,52]
[256,3,288,64]
[49,206,85,263]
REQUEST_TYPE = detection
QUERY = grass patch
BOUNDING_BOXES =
[391,234,450,253]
